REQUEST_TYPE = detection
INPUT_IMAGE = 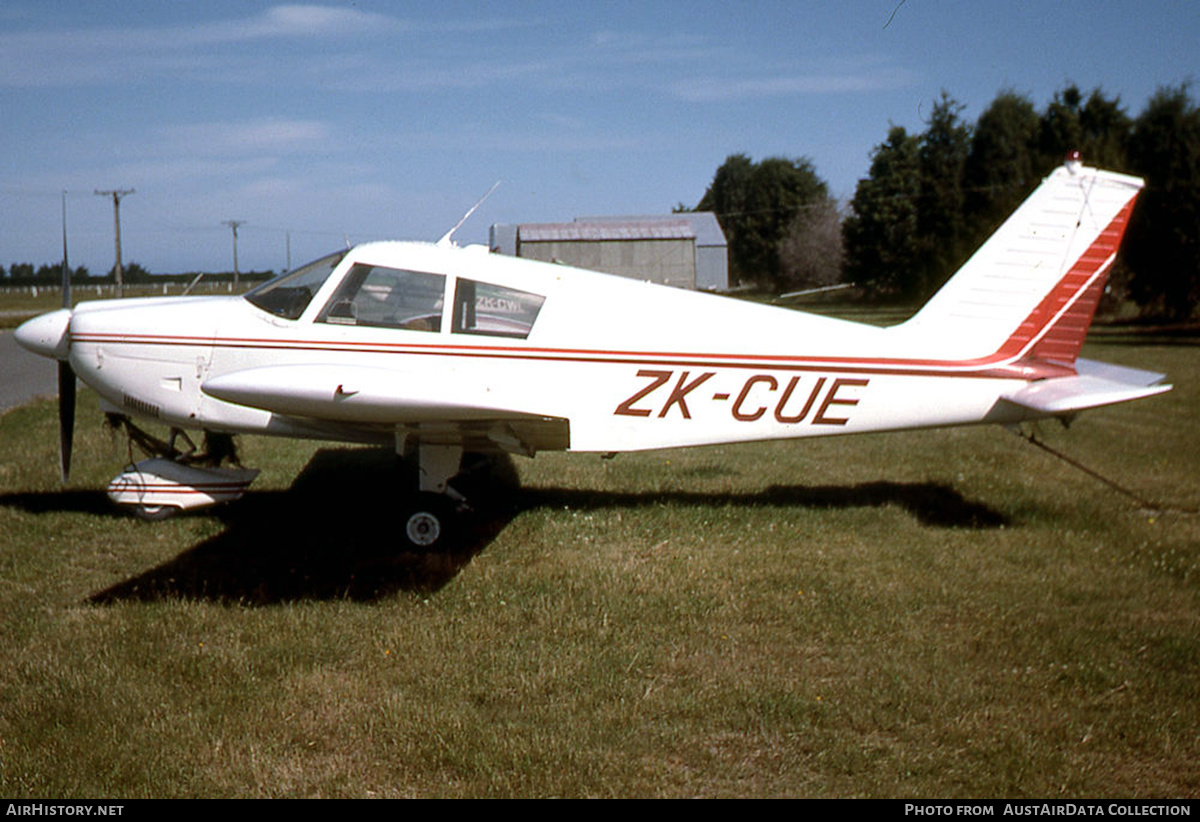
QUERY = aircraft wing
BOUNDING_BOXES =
[201,364,570,454]
[1001,358,1171,415]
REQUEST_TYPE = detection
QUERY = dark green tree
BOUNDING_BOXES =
[1039,85,1131,171]
[1079,89,1133,170]
[696,154,755,282]
[108,262,151,283]
[1124,84,1200,319]
[697,154,830,288]
[35,263,60,282]
[1039,84,1086,165]
[964,91,1042,240]
[844,126,922,298]
[914,92,972,299]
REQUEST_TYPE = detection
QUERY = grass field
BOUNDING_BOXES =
[0,323,1196,798]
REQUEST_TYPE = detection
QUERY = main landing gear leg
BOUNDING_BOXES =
[400,443,465,551]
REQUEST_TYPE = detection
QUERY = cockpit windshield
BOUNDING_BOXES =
[244,250,348,320]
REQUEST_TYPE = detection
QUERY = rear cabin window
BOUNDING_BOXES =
[316,265,446,331]
[452,279,545,339]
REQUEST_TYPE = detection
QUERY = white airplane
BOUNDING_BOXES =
[14,157,1171,548]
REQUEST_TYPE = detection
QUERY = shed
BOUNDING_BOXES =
[489,213,728,291]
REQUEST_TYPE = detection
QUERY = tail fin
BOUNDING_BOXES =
[901,159,1143,370]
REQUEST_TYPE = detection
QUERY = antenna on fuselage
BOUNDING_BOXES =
[437,180,501,248]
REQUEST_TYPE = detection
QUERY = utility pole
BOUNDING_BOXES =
[95,188,134,298]
[222,220,245,289]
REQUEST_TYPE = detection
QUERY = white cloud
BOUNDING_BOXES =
[165,4,410,50]
[669,68,917,102]
[316,53,554,94]
[589,29,712,58]
[233,4,396,40]
[158,118,332,157]
[0,5,403,88]
[87,156,284,190]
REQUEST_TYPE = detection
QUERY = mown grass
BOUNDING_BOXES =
[0,327,1196,797]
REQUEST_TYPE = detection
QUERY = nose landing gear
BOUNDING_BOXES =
[104,416,258,520]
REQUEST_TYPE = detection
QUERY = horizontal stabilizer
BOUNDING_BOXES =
[1074,357,1168,387]
[1002,358,1171,415]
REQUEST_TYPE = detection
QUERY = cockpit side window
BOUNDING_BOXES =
[316,264,446,332]
[244,250,347,320]
[452,279,545,339]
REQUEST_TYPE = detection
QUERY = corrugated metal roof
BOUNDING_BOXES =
[578,212,726,247]
[519,219,694,243]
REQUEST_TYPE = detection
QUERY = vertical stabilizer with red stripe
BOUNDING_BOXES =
[899,160,1144,371]
[892,158,1171,416]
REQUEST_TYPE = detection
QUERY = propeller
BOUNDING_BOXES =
[58,360,75,482]
[58,191,75,483]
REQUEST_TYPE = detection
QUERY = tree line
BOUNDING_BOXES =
[0,262,274,287]
[690,83,1200,320]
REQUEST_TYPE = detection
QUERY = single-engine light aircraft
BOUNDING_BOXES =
[15,158,1171,548]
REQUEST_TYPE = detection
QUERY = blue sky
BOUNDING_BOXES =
[2,1,1198,275]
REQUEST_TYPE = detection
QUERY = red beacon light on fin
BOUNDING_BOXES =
[1065,150,1083,174]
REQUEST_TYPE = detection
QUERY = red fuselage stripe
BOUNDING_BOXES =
[73,199,1134,383]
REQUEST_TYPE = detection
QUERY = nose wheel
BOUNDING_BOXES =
[132,504,176,522]
[104,419,259,519]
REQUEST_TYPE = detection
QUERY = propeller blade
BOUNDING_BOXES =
[58,191,76,482]
[61,190,71,310]
[58,361,76,483]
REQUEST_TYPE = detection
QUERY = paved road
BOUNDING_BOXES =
[0,329,59,413]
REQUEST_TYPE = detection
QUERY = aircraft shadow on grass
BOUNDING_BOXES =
[0,448,1007,606]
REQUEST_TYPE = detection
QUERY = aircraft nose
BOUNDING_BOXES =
[14,308,72,360]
